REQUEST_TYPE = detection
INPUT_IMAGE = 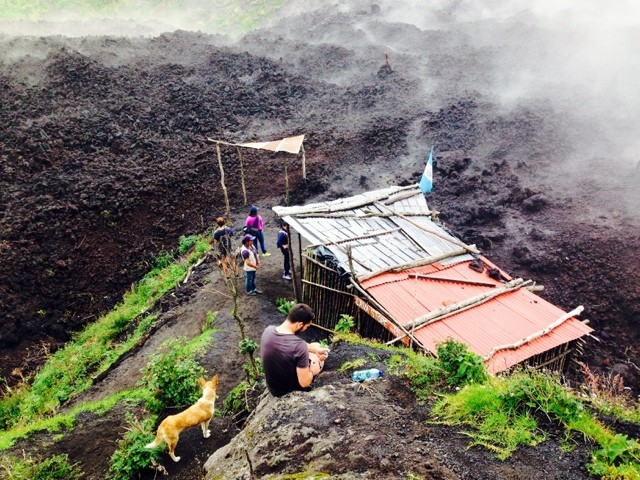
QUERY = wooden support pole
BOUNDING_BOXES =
[295,232,302,303]
[301,278,354,296]
[284,156,290,206]
[349,277,425,350]
[301,144,307,180]
[294,211,435,219]
[236,146,248,206]
[288,228,300,303]
[216,143,231,221]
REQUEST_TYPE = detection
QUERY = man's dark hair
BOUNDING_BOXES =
[288,303,315,325]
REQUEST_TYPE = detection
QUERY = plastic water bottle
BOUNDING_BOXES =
[352,368,384,382]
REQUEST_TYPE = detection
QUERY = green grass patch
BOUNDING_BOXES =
[431,368,640,475]
[140,327,216,414]
[0,388,147,451]
[1,452,83,480]
[107,413,162,480]
[0,236,210,431]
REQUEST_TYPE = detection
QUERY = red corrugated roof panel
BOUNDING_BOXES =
[361,257,593,373]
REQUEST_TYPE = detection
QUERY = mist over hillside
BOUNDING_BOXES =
[1,0,638,393]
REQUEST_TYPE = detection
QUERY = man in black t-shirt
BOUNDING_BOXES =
[260,304,330,397]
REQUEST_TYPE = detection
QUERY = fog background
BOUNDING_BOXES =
[1,0,638,214]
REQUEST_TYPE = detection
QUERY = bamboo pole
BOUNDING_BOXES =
[272,184,419,216]
[287,228,299,303]
[306,227,401,249]
[374,201,479,255]
[358,247,470,282]
[216,143,231,221]
[302,253,338,272]
[294,211,435,219]
[401,278,532,332]
[236,146,248,205]
[301,279,354,296]
[295,232,302,303]
[284,156,290,206]
[301,144,307,180]
[408,273,497,288]
[482,306,584,361]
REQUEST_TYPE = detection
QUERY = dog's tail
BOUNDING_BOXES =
[145,430,163,449]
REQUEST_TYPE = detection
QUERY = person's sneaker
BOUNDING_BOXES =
[283,274,292,280]
[262,252,271,257]
[247,291,257,296]
[253,289,263,294]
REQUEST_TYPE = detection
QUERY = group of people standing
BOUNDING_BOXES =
[212,205,293,296]
[213,207,330,398]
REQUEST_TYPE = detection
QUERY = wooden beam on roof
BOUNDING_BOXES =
[308,227,401,248]
[272,185,420,217]
[408,273,497,288]
[292,211,435,219]
[482,305,585,361]
[374,201,480,255]
[381,189,428,204]
[357,247,470,282]
[401,278,532,333]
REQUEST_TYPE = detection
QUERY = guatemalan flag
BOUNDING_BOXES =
[418,146,434,194]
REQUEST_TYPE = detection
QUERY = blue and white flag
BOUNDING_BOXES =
[419,146,434,194]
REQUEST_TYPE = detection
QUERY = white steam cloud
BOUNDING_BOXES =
[1,0,638,212]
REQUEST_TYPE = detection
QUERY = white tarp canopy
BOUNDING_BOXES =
[238,134,305,154]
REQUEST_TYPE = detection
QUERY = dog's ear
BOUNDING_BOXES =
[211,374,219,386]
[198,377,206,388]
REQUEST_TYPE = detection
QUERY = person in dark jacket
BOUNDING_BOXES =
[276,223,291,280]
[212,217,238,279]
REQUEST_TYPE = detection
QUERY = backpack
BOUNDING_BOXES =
[217,229,233,255]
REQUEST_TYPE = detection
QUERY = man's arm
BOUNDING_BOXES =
[296,364,314,388]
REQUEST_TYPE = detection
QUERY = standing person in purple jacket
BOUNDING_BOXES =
[245,205,270,256]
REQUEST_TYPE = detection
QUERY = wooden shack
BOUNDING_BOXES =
[273,185,593,373]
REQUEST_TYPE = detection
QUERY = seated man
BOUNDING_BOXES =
[260,303,330,397]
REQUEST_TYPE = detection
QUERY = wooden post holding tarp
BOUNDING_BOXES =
[215,143,231,221]
[301,144,307,180]
[288,228,299,303]
[236,146,248,205]
[297,232,303,303]
[284,155,290,206]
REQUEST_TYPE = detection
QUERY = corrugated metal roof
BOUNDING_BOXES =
[273,186,475,277]
[274,185,593,374]
[361,259,593,373]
